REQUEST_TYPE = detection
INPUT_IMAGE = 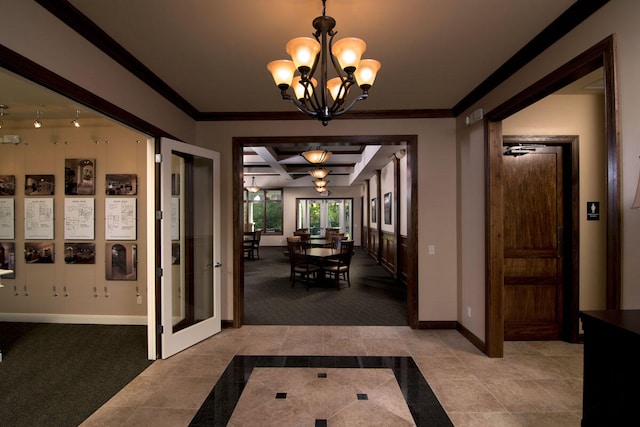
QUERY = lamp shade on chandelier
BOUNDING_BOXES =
[267,0,381,126]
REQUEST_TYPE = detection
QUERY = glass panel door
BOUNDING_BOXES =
[160,138,221,358]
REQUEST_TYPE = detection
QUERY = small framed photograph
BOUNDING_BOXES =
[64,242,96,264]
[371,198,377,223]
[25,175,55,195]
[106,242,137,280]
[0,175,16,196]
[106,174,137,195]
[0,242,16,277]
[25,241,54,264]
[384,192,392,225]
[65,159,96,195]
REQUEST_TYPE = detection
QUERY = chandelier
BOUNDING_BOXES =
[267,0,381,126]
[309,167,330,179]
[301,147,332,164]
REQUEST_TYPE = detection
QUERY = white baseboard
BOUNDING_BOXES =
[0,313,147,325]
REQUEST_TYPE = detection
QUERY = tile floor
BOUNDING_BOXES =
[80,326,584,426]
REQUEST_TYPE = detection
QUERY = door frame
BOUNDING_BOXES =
[485,35,620,357]
[503,135,580,342]
[232,135,419,328]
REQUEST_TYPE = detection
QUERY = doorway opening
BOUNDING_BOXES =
[485,36,620,357]
[233,135,419,328]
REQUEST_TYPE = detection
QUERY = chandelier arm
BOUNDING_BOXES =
[330,92,368,117]
[287,94,320,119]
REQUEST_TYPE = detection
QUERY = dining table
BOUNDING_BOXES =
[304,248,340,284]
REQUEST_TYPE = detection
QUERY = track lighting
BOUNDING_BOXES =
[33,107,42,128]
[0,104,7,129]
[71,109,80,128]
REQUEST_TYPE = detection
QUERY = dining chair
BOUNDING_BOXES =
[287,238,320,289]
[324,240,354,290]
[243,229,262,260]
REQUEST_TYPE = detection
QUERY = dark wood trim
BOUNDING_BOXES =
[452,0,609,115]
[456,322,487,354]
[417,321,457,329]
[485,35,620,357]
[197,109,453,121]
[374,170,383,263]
[393,155,402,281]
[485,120,505,358]
[232,140,244,328]
[233,135,419,329]
[0,44,174,139]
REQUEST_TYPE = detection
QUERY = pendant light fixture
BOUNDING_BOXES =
[246,176,260,193]
[309,167,330,179]
[301,146,332,164]
[267,0,381,126]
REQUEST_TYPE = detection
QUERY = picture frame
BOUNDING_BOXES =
[0,175,16,196]
[384,192,392,225]
[25,174,54,195]
[371,198,377,223]
[106,174,137,195]
[105,242,137,280]
[0,242,16,277]
[25,241,54,264]
[64,242,96,264]
[65,158,96,195]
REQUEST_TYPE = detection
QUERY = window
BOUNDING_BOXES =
[296,198,353,238]
[244,188,283,234]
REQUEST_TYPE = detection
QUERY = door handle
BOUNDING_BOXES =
[214,262,222,268]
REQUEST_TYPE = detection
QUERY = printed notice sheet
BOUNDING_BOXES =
[171,197,180,240]
[0,198,15,239]
[64,197,95,239]
[105,198,136,240]
[24,197,54,239]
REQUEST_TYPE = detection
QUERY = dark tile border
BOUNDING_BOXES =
[189,355,453,427]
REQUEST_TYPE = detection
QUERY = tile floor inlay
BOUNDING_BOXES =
[188,355,453,427]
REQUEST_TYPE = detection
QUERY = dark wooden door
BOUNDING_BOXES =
[503,146,564,340]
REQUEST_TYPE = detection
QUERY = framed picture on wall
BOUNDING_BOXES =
[0,242,16,277]
[65,158,95,195]
[106,174,137,195]
[64,242,96,264]
[25,174,54,195]
[25,241,54,264]
[0,175,16,195]
[371,198,377,223]
[384,192,392,225]
[105,242,137,280]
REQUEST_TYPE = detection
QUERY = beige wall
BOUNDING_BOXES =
[503,94,607,313]
[195,119,458,322]
[0,117,149,322]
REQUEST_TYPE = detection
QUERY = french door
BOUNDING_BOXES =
[159,138,221,358]
[297,198,352,238]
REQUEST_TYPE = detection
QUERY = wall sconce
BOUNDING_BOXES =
[71,109,80,128]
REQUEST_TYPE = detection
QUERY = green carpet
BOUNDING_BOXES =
[0,322,152,427]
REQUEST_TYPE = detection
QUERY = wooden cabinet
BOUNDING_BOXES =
[580,310,640,426]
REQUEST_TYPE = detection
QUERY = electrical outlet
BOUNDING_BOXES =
[467,306,472,318]
[137,295,142,305]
